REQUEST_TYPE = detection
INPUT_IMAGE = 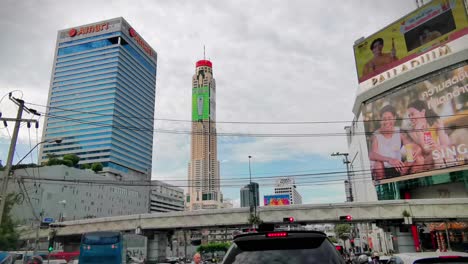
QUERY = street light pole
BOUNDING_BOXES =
[248,155,252,212]
[331,152,353,202]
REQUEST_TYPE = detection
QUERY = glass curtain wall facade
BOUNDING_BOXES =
[39,18,157,179]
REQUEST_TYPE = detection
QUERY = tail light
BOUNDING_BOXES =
[266,232,288,238]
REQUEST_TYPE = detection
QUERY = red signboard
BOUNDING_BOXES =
[128,28,154,57]
[69,23,109,37]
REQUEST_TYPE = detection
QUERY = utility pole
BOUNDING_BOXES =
[0,94,39,226]
[248,155,254,227]
[331,152,354,202]
[34,210,44,255]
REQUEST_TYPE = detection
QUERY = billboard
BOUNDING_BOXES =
[354,0,468,85]
[192,85,210,121]
[264,194,290,206]
[362,65,468,182]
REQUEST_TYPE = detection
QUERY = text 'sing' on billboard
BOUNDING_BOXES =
[354,0,468,89]
[362,65,468,185]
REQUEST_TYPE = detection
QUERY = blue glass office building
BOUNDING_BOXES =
[39,18,157,179]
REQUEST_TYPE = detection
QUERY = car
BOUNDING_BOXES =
[221,230,345,263]
[387,251,468,264]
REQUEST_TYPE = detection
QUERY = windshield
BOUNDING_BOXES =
[82,232,121,245]
[413,257,468,263]
[222,236,344,264]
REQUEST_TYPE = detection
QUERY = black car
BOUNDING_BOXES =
[221,230,345,264]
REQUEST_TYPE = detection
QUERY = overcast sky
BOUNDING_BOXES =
[0,0,417,206]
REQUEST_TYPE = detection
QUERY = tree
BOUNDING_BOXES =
[61,159,74,167]
[46,153,62,166]
[63,154,80,167]
[248,214,263,225]
[91,162,103,173]
[80,164,92,170]
[0,193,21,250]
[334,224,352,240]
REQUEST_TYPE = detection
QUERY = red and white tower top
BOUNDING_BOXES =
[196,60,212,68]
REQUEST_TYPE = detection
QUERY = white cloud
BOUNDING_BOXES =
[0,0,416,202]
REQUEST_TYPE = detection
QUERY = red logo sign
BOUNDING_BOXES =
[68,28,77,37]
[69,23,109,38]
[128,28,154,57]
[129,28,137,38]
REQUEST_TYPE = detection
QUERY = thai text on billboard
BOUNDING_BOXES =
[362,65,468,182]
[353,0,468,85]
[264,194,290,206]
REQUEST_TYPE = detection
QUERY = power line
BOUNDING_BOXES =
[14,162,467,188]
[26,101,468,125]
[38,111,468,138]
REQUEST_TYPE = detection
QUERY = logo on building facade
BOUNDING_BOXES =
[68,23,110,38]
[128,28,154,57]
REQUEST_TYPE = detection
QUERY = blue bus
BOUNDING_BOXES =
[79,231,147,264]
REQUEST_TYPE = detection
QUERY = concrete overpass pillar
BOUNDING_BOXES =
[147,231,168,263]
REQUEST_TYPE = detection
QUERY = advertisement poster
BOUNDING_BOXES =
[363,65,468,181]
[264,194,291,206]
[354,0,468,84]
[192,85,210,121]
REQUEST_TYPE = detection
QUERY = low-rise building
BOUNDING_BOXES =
[150,180,184,213]
[10,165,150,226]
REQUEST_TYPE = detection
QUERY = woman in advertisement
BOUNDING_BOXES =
[370,105,424,180]
[406,100,453,170]
[362,38,398,77]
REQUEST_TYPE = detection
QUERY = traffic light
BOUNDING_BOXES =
[339,215,352,221]
[48,239,54,252]
[48,231,56,252]
[283,217,295,223]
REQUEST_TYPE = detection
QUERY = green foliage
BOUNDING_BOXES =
[197,242,231,253]
[46,157,62,166]
[402,209,411,217]
[61,159,74,167]
[0,193,21,250]
[63,154,80,166]
[91,162,103,173]
[334,224,352,240]
[248,214,262,225]
[80,164,92,170]
[328,236,338,243]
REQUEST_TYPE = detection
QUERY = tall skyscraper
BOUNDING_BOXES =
[187,60,222,210]
[240,182,259,208]
[39,18,157,180]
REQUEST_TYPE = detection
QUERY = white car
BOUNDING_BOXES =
[388,251,468,264]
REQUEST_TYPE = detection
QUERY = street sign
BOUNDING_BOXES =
[43,217,55,223]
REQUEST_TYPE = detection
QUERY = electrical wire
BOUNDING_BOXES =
[16,179,40,221]
[13,161,467,188]
[38,111,468,138]
[26,101,468,125]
